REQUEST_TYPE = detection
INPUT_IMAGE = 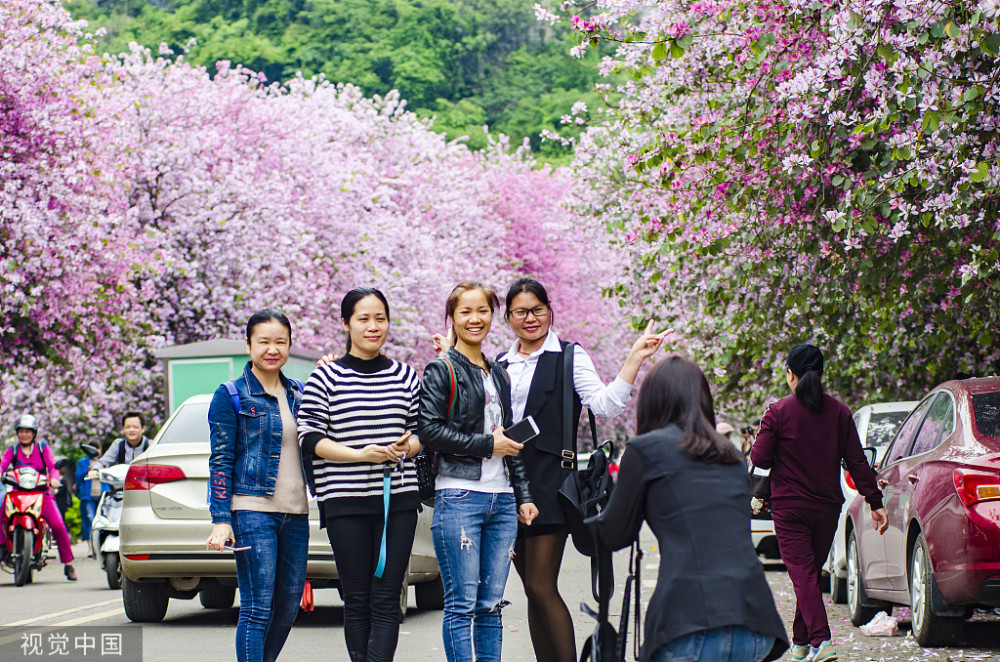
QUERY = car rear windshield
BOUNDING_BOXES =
[972,392,1000,437]
[866,411,911,449]
[158,402,211,444]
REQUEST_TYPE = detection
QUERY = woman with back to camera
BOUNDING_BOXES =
[494,277,669,662]
[418,280,538,662]
[750,344,888,662]
[596,356,789,662]
[207,309,310,662]
[297,287,422,662]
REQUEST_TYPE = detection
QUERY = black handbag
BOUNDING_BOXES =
[414,356,458,507]
[414,451,437,506]
[556,342,614,557]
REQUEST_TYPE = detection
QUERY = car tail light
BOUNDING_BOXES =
[953,469,1000,507]
[844,469,857,491]
[124,554,150,560]
[125,465,186,490]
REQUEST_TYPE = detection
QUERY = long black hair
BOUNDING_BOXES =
[246,309,292,345]
[786,343,825,413]
[635,356,741,465]
[341,287,390,352]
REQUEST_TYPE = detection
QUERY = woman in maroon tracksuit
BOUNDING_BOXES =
[750,344,888,662]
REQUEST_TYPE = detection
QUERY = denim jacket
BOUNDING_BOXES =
[208,362,304,524]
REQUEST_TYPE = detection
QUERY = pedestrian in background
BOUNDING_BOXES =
[419,281,538,662]
[750,344,888,662]
[298,288,422,662]
[596,356,788,662]
[206,309,310,662]
[75,442,107,557]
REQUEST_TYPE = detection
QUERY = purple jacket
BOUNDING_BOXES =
[750,394,883,512]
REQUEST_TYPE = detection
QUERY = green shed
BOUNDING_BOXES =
[154,339,321,413]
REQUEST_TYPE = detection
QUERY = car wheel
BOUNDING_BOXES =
[104,552,122,590]
[199,581,236,609]
[13,527,33,587]
[847,530,879,626]
[830,572,847,604]
[123,576,169,622]
[910,534,963,647]
[399,573,409,621]
[414,576,445,611]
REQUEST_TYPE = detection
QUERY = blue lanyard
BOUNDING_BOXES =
[375,470,391,578]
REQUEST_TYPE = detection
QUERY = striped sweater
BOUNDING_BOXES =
[298,353,420,517]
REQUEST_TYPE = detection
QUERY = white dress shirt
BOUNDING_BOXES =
[499,330,633,421]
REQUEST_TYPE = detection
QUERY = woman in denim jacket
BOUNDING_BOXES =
[418,281,538,662]
[206,309,310,662]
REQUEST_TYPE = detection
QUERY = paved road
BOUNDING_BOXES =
[1,539,998,661]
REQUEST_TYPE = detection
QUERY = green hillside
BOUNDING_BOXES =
[67,0,607,159]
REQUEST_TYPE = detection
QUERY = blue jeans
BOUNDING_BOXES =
[231,510,309,662]
[432,489,518,662]
[80,499,97,543]
[651,626,775,662]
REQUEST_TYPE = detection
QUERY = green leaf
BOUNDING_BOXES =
[982,34,1000,56]
[945,21,961,38]
[963,87,980,102]
[670,42,685,59]
[652,42,667,60]
[922,111,939,132]
[969,162,990,183]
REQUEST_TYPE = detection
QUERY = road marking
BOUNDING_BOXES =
[56,608,126,627]
[4,599,121,627]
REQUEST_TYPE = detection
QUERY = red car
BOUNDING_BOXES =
[845,376,1000,647]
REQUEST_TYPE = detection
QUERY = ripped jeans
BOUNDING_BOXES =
[432,489,518,662]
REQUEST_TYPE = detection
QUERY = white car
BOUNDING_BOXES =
[823,400,917,602]
[749,465,780,560]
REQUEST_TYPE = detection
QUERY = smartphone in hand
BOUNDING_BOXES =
[505,416,540,443]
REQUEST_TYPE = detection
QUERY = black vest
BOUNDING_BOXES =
[500,341,583,457]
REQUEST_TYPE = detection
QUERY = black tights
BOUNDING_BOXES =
[513,530,576,662]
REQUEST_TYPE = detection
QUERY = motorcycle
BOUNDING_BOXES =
[90,463,128,589]
[1,467,55,586]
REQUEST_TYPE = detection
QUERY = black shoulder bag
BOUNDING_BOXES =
[557,342,614,557]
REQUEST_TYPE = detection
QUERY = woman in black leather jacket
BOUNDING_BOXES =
[418,281,537,662]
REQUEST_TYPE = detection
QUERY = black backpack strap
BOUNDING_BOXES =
[116,439,126,466]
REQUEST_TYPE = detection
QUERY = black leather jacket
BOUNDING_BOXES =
[418,348,533,506]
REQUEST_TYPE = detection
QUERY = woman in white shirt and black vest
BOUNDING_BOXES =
[496,277,670,662]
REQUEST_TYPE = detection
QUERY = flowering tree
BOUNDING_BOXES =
[1,0,632,446]
[559,0,1000,416]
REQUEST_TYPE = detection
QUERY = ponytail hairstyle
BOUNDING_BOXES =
[635,356,742,465]
[445,281,499,321]
[786,343,825,413]
[340,287,390,352]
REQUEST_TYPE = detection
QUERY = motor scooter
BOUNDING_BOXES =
[1,467,55,586]
[90,464,128,589]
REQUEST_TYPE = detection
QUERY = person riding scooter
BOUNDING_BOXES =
[90,460,128,589]
[0,414,77,581]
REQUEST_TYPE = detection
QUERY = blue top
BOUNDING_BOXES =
[75,456,110,502]
[208,362,304,524]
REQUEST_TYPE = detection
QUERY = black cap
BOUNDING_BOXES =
[786,344,823,376]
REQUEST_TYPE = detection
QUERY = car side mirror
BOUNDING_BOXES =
[842,447,878,471]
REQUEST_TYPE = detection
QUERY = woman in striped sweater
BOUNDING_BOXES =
[297,287,422,662]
